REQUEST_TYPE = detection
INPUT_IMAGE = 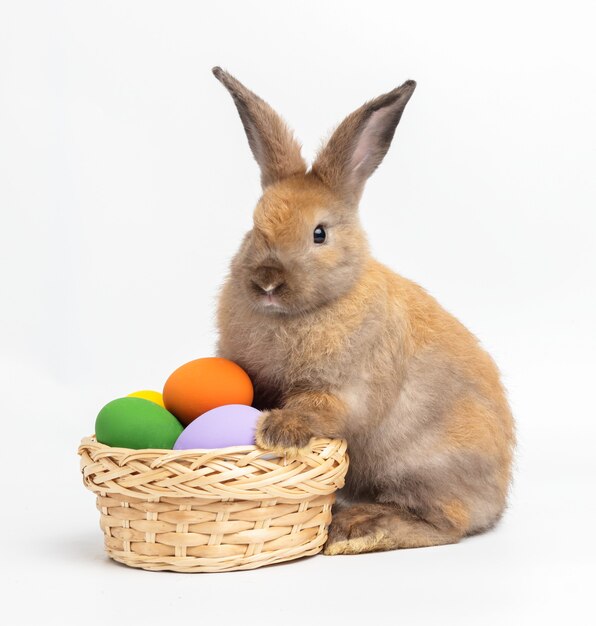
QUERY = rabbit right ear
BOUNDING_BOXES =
[212,67,307,189]
[312,80,416,202]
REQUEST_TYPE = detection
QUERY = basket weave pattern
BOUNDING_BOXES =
[79,436,348,572]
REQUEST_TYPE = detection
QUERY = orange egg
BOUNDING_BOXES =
[163,357,254,426]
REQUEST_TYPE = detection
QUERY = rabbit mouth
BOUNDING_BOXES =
[249,280,286,311]
[256,291,285,313]
[263,293,281,307]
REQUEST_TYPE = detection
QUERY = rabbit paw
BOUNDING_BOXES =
[255,409,314,454]
[324,505,388,555]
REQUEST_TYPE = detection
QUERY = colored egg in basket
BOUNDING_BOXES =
[95,397,183,449]
[174,404,261,449]
[163,357,254,426]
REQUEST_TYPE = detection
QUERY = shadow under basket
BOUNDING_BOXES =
[78,436,349,573]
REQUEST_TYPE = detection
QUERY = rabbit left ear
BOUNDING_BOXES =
[212,67,307,189]
[312,80,416,202]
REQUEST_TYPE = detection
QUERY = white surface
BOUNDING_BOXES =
[1,1,595,624]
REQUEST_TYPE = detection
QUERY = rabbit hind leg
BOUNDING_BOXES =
[323,502,467,555]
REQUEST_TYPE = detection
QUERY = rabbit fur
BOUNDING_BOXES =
[212,67,515,555]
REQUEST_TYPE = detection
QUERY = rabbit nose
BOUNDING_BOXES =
[252,279,285,295]
[253,266,285,293]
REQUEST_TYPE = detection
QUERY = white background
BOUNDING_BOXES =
[1,1,595,624]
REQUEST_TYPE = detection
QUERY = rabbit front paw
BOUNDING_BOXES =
[255,409,314,453]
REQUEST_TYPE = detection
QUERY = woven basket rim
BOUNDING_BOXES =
[79,434,346,458]
[79,435,349,502]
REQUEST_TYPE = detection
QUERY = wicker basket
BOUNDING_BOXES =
[78,436,348,572]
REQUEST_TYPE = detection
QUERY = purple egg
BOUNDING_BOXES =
[173,404,261,449]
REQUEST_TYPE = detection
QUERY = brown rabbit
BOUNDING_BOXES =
[212,67,515,555]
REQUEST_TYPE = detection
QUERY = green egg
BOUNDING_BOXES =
[95,397,183,449]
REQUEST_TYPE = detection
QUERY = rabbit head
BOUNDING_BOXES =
[212,67,416,315]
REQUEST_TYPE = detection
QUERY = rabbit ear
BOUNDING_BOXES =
[212,67,307,189]
[312,80,416,201]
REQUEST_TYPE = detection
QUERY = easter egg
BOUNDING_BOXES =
[163,357,254,426]
[127,390,165,408]
[174,404,261,449]
[95,397,183,449]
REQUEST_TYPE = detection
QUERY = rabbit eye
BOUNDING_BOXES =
[313,225,326,244]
